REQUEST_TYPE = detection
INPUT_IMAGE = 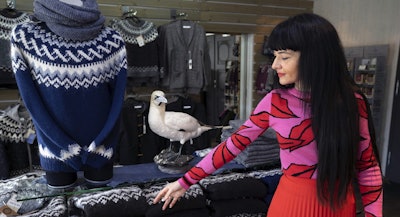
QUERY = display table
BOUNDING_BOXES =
[0,159,281,217]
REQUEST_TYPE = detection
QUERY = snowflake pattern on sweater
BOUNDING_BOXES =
[179,88,383,217]
[10,21,127,172]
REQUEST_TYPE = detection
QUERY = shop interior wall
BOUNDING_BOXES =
[314,0,400,175]
[1,0,313,108]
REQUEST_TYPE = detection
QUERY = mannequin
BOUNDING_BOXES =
[10,0,127,188]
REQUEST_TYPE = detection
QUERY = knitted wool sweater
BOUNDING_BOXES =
[179,88,383,217]
[110,18,159,86]
[0,9,30,84]
[10,21,127,172]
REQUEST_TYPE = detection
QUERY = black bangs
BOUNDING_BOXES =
[267,14,316,52]
[267,20,301,51]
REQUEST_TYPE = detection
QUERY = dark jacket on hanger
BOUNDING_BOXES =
[116,98,168,164]
[158,20,211,94]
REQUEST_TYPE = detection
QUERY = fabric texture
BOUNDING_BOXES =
[144,183,207,217]
[11,21,127,172]
[267,174,355,217]
[33,0,105,41]
[22,196,67,217]
[110,18,160,87]
[209,198,267,217]
[199,172,267,201]
[247,169,282,208]
[116,98,168,165]
[0,141,8,179]
[0,172,59,215]
[0,9,30,84]
[159,208,209,217]
[158,20,211,94]
[221,119,280,168]
[69,185,148,217]
[0,103,34,143]
[0,103,39,178]
[178,88,383,216]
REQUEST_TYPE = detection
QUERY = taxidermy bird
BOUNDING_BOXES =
[148,90,228,157]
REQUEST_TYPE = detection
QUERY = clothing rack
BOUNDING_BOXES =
[125,92,187,101]
[120,6,142,25]
[170,9,188,20]
[6,0,16,9]
[122,8,137,18]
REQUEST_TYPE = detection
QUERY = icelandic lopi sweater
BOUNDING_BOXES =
[10,21,127,172]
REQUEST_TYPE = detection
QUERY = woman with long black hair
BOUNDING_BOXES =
[153,13,383,217]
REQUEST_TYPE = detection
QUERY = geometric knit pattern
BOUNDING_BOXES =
[0,12,30,84]
[12,26,123,90]
[110,19,158,45]
[0,12,30,40]
[0,104,34,143]
[110,18,160,87]
[0,172,58,215]
[198,172,247,188]
[178,88,383,217]
[11,21,127,172]
[22,196,67,217]
[72,186,144,208]
[143,182,205,205]
[144,183,207,217]
[70,185,148,217]
[246,168,282,180]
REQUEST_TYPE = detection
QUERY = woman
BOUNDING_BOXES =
[153,13,383,217]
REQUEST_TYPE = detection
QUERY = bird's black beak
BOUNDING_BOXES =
[155,95,168,106]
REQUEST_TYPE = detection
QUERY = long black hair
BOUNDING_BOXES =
[267,13,367,209]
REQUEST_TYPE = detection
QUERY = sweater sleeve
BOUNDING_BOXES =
[83,46,127,166]
[10,27,82,170]
[355,96,383,217]
[178,94,272,189]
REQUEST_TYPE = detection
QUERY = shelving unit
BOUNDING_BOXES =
[345,45,389,144]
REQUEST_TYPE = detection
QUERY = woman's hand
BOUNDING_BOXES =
[153,181,187,210]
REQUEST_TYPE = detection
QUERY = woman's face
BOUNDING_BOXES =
[272,49,301,89]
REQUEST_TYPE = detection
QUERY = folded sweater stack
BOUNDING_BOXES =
[199,172,268,217]
[221,119,280,168]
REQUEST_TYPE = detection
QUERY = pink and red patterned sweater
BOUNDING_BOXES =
[178,88,383,217]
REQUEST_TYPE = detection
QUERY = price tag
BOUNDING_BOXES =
[6,194,22,213]
[188,59,192,69]
[0,205,19,216]
[136,35,145,47]
[25,128,36,144]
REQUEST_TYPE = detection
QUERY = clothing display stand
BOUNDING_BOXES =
[345,45,389,140]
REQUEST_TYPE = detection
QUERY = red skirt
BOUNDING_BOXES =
[267,174,356,217]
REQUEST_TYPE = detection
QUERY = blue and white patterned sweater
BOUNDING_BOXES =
[10,21,127,172]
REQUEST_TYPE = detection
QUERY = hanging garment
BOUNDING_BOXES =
[110,18,160,87]
[0,8,30,85]
[158,20,211,94]
[255,64,275,94]
[116,98,168,165]
[0,103,38,178]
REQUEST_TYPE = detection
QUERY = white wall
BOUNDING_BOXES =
[313,0,400,174]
